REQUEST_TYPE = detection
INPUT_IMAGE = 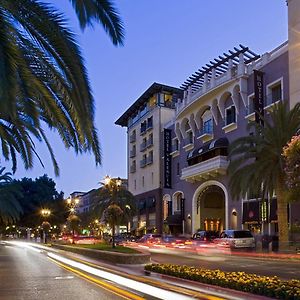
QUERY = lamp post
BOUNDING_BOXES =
[41,209,51,243]
[66,196,80,243]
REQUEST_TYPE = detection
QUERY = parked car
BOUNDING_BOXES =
[215,230,255,249]
[192,230,219,242]
[138,234,162,244]
[73,236,101,245]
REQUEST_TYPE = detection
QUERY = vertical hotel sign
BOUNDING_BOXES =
[164,129,172,188]
[254,70,264,126]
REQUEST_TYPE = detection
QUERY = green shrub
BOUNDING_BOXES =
[145,264,300,300]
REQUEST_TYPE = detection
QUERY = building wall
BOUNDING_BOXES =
[163,48,291,235]
[288,0,300,108]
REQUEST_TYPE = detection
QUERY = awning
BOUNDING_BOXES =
[165,213,182,226]
[243,201,260,224]
[187,137,229,161]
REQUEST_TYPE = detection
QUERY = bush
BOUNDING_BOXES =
[145,264,300,299]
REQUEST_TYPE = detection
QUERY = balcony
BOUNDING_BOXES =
[222,115,237,133]
[140,141,147,152]
[130,149,136,158]
[170,143,179,155]
[264,93,281,111]
[130,165,136,173]
[181,155,229,182]
[140,158,147,168]
[129,133,136,143]
[197,128,213,143]
[147,138,153,148]
[147,121,153,131]
[147,155,153,165]
[183,137,194,151]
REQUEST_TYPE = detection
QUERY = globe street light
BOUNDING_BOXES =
[65,196,80,243]
[40,209,51,243]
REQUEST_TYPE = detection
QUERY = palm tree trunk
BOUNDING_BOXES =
[112,223,115,248]
[276,178,289,250]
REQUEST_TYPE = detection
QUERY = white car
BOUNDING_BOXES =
[215,230,255,249]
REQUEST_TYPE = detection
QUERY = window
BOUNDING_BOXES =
[140,104,148,117]
[140,121,147,134]
[203,119,213,134]
[148,133,153,147]
[148,150,153,164]
[151,172,154,184]
[175,193,182,211]
[271,84,282,102]
[188,131,193,144]
[134,180,136,190]
[177,163,180,176]
[201,110,213,134]
[142,176,145,187]
[225,106,236,125]
[147,116,153,129]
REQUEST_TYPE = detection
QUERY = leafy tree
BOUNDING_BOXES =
[283,135,300,200]
[92,178,136,227]
[0,0,123,175]
[228,102,300,247]
[103,204,123,248]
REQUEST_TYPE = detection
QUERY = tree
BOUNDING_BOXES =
[103,204,123,248]
[283,135,300,200]
[0,167,23,223]
[92,178,136,227]
[228,102,300,247]
[0,0,124,175]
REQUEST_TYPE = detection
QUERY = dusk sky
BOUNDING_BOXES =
[7,1,288,196]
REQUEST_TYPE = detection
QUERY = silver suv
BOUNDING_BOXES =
[216,230,255,249]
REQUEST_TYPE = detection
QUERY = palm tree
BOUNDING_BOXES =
[92,178,136,226]
[0,167,12,184]
[0,167,22,223]
[103,204,123,248]
[0,0,124,175]
[228,102,300,248]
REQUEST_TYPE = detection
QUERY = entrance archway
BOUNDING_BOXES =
[192,181,228,233]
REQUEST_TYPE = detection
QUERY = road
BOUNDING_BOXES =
[132,244,300,280]
[1,242,222,300]
[0,242,127,300]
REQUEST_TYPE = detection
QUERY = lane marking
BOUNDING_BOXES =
[48,252,224,300]
[48,257,144,300]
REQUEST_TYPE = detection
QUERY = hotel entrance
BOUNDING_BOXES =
[194,184,225,233]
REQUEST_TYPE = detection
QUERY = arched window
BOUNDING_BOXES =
[201,110,213,134]
[173,193,183,212]
[224,96,236,125]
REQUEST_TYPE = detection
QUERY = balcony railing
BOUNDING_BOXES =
[147,138,153,148]
[181,155,229,182]
[129,133,136,143]
[197,127,213,138]
[147,156,153,165]
[130,149,136,158]
[140,159,147,168]
[130,165,136,173]
[140,142,147,152]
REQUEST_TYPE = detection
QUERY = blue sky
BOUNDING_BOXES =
[9,0,288,196]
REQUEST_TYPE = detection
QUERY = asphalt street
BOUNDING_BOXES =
[141,246,300,280]
[0,243,126,300]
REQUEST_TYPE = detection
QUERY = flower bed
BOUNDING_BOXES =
[145,264,300,299]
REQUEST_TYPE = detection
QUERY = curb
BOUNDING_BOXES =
[145,271,274,300]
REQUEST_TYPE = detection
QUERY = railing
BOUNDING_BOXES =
[130,149,136,158]
[172,144,179,153]
[140,142,147,152]
[265,93,281,107]
[129,133,136,143]
[147,138,153,148]
[147,156,153,165]
[130,165,136,173]
[140,159,147,168]
[198,127,213,138]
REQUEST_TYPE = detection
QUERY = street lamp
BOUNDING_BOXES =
[40,209,51,244]
[65,196,80,243]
